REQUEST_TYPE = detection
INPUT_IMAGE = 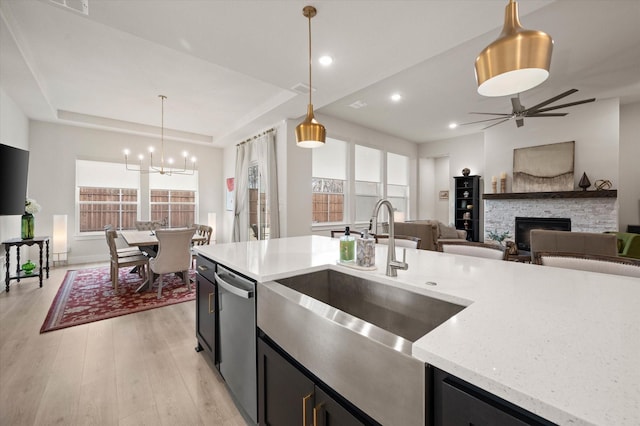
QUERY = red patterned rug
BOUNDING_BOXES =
[40,266,195,333]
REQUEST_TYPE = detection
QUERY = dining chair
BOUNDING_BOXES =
[375,234,421,249]
[135,220,162,231]
[150,228,196,299]
[105,229,149,293]
[104,225,143,258]
[438,240,507,260]
[191,224,213,267]
[534,251,640,278]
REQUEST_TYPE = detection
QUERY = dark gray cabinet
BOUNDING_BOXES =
[258,335,369,426]
[195,255,217,365]
[433,368,555,426]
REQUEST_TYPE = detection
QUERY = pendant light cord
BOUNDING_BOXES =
[160,95,165,170]
[307,12,312,106]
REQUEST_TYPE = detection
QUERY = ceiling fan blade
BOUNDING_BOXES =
[526,113,568,117]
[534,98,596,113]
[516,118,524,127]
[482,118,511,130]
[526,89,579,113]
[469,112,512,116]
[458,116,512,126]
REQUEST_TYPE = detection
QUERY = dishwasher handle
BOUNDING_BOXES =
[215,272,254,299]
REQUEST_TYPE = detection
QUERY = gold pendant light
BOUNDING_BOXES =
[475,0,553,97]
[295,5,326,148]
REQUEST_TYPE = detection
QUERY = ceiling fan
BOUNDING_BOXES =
[459,89,596,129]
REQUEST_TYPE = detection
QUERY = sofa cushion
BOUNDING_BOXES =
[438,223,460,239]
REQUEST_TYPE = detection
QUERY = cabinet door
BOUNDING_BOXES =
[440,380,530,426]
[313,386,364,426]
[258,337,315,426]
[434,368,554,426]
[195,274,216,360]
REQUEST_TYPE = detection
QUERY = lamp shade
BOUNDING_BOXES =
[52,214,68,261]
[296,105,326,148]
[475,0,553,97]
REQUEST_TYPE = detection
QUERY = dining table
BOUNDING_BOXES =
[120,229,206,291]
[120,229,206,247]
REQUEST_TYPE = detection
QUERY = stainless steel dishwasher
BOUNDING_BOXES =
[215,264,257,424]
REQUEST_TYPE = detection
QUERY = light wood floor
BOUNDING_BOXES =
[0,262,246,426]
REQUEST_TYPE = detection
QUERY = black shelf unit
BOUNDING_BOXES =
[454,175,481,242]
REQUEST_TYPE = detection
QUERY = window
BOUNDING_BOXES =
[312,138,347,223]
[149,171,198,228]
[387,153,409,220]
[76,160,139,232]
[311,140,413,228]
[355,145,382,222]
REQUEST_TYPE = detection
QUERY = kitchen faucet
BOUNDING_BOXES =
[371,199,408,277]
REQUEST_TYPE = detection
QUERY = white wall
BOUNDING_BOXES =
[434,157,450,224]
[224,114,418,241]
[418,132,484,224]
[27,120,223,264]
[0,88,29,279]
[418,98,634,237]
[619,101,640,230]
[484,98,619,194]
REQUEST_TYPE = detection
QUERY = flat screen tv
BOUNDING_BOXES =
[0,143,30,216]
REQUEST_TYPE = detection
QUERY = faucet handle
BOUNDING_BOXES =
[402,248,406,263]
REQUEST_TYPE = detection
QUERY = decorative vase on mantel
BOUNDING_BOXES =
[578,172,591,191]
[21,213,34,239]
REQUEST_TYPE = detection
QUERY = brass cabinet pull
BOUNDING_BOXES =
[302,393,313,426]
[208,292,214,314]
[313,403,325,426]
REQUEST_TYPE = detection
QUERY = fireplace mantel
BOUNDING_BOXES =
[483,190,617,200]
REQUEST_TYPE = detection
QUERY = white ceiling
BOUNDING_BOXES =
[1,0,639,148]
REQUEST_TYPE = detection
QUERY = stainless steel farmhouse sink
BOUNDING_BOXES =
[257,268,466,426]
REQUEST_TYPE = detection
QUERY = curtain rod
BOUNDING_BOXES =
[236,128,275,146]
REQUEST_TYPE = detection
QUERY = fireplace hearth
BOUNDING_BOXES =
[515,217,571,251]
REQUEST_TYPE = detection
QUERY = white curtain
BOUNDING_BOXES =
[259,131,280,238]
[232,130,280,242]
[232,142,251,242]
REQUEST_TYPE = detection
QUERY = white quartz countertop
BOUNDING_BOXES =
[194,236,640,426]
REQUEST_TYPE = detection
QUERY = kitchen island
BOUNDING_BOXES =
[194,235,639,426]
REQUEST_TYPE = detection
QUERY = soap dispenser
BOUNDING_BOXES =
[357,229,375,268]
[339,226,355,262]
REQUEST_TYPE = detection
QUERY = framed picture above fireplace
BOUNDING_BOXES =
[513,141,575,193]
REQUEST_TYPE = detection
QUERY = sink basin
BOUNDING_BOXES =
[277,269,464,344]
[257,268,466,426]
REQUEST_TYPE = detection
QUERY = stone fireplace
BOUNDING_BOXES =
[484,190,618,244]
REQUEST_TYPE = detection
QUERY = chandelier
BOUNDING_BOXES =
[124,95,197,175]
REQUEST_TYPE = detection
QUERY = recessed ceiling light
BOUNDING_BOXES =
[391,93,402,102]
[319,56,333,66]
[449,123,458,129]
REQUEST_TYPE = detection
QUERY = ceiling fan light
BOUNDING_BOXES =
[475,0,553,97]
[296,104,326,148]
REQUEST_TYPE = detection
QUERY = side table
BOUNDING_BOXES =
[3,236,50,292]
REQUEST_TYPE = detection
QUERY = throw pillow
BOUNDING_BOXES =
[438,222,460,239]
